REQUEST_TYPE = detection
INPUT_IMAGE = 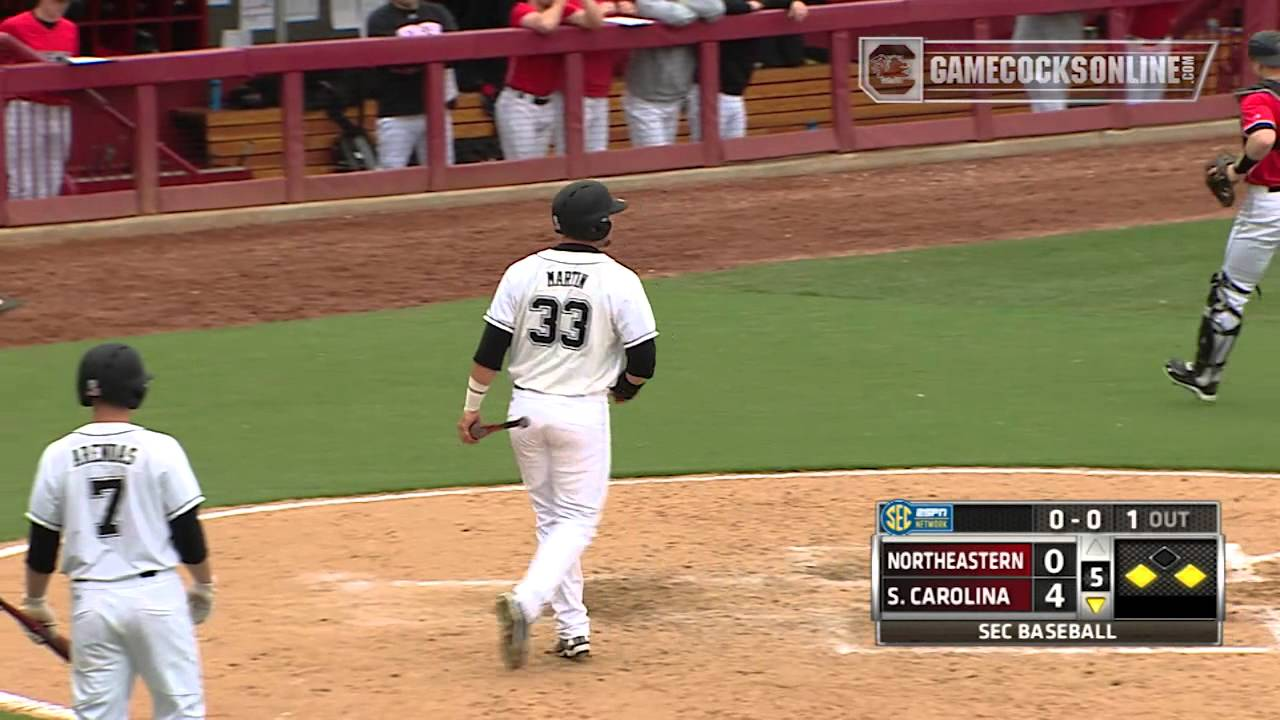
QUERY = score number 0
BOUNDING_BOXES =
[1044,547,1067,608]
[1047,508,1103,531]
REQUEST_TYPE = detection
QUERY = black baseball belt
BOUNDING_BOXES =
[73,569,163,583]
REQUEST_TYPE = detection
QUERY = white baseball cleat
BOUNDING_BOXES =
[495,592,530,670]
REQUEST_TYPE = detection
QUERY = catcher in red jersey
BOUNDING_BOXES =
[1,0,78,199]
[1166,31,1280,402]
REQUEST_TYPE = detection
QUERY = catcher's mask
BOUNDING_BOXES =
[551,180,627,243]
[77,342,152,410]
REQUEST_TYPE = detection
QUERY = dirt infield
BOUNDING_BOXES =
[0,137,1233,349]
[0,470,1276,719]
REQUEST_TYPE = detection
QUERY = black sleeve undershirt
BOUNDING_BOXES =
[624,338,657,379]
[25,523,60,575]
[474,322,513,371]
[169,505,209,565]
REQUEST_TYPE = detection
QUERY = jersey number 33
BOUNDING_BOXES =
[528,297,591,350]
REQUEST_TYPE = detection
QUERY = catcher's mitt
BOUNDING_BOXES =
[1205,153,1236,207]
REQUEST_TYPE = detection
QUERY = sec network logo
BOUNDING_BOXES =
[880,500,954,535]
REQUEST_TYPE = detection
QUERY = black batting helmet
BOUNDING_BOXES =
[77,343,152,409]
[551,180,627,242]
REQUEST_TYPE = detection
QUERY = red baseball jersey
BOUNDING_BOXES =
[506,1,583,97]
[1128,2,1180,40]
[1238,87,1280,187]
[0,11,79,104]
[584,51,620,98]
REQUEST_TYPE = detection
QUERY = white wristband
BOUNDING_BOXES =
[464,379,489,413]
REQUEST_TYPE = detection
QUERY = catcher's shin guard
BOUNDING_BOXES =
[1193,272,1247,386]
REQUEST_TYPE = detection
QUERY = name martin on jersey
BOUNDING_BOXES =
[546,270,589,289]
[72,443,139,467]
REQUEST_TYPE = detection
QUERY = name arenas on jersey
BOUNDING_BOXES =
[72,444,139,467]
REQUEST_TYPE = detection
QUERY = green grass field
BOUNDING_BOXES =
[3,218,1276,544]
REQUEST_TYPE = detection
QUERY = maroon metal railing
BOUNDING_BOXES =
[0,0,1265,227]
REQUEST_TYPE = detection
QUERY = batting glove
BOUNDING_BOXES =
[20,596,57,645]
[187,583,215,625]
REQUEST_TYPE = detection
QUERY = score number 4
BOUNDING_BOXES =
[1034,545,1079,612]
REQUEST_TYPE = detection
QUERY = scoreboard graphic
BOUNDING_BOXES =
[871,500,1224,645]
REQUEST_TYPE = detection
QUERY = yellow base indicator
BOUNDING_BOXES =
[1175,563,1207,589]
[1086,596,1106,614]
[1125,563,1158,589]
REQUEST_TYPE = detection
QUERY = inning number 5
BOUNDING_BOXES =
[529,297,591,350]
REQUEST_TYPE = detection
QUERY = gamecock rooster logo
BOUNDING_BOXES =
[866,44,917,96]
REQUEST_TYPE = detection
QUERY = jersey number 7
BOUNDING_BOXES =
[528,297,591,350]
[91,477,125,538]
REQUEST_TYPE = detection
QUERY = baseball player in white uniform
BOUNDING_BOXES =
[457,179,658,669]
[21,343,215,719]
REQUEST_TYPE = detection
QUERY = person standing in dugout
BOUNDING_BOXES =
[553,1,635,156]
[685,0,814,142]
[624,0,725,147]
[497,0,604,161]
[457,180,658,668]
[366,0,461,168]
[0,0,79,199]
[1166,31,1280,402]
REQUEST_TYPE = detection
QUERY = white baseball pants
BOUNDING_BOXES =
[552,95,612,155]
[623,93,682,147]
[508,389,611,641]
[1126,40,1170,105]
[685,85,747,141]
[496,89,560,161]
[1220,185,1280,310]
[70,571,204,719]
[5,100,71,200]
[375,113,455,169]
[1013,13,1085,112]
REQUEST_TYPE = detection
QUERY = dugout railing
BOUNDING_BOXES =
[0,0,1268,227]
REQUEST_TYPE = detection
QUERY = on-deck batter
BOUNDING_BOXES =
[457,179,658,668]
[22,343,216,719]
[1166,31,1280,401]
[0,0,78,200]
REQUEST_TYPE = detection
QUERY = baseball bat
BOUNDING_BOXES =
[469,416,530,440]
[0,596,70,662]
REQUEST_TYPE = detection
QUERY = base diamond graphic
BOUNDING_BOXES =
[1174,563,1207,589]
[1125,563,1158,589]
[1150,547,1180,570]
